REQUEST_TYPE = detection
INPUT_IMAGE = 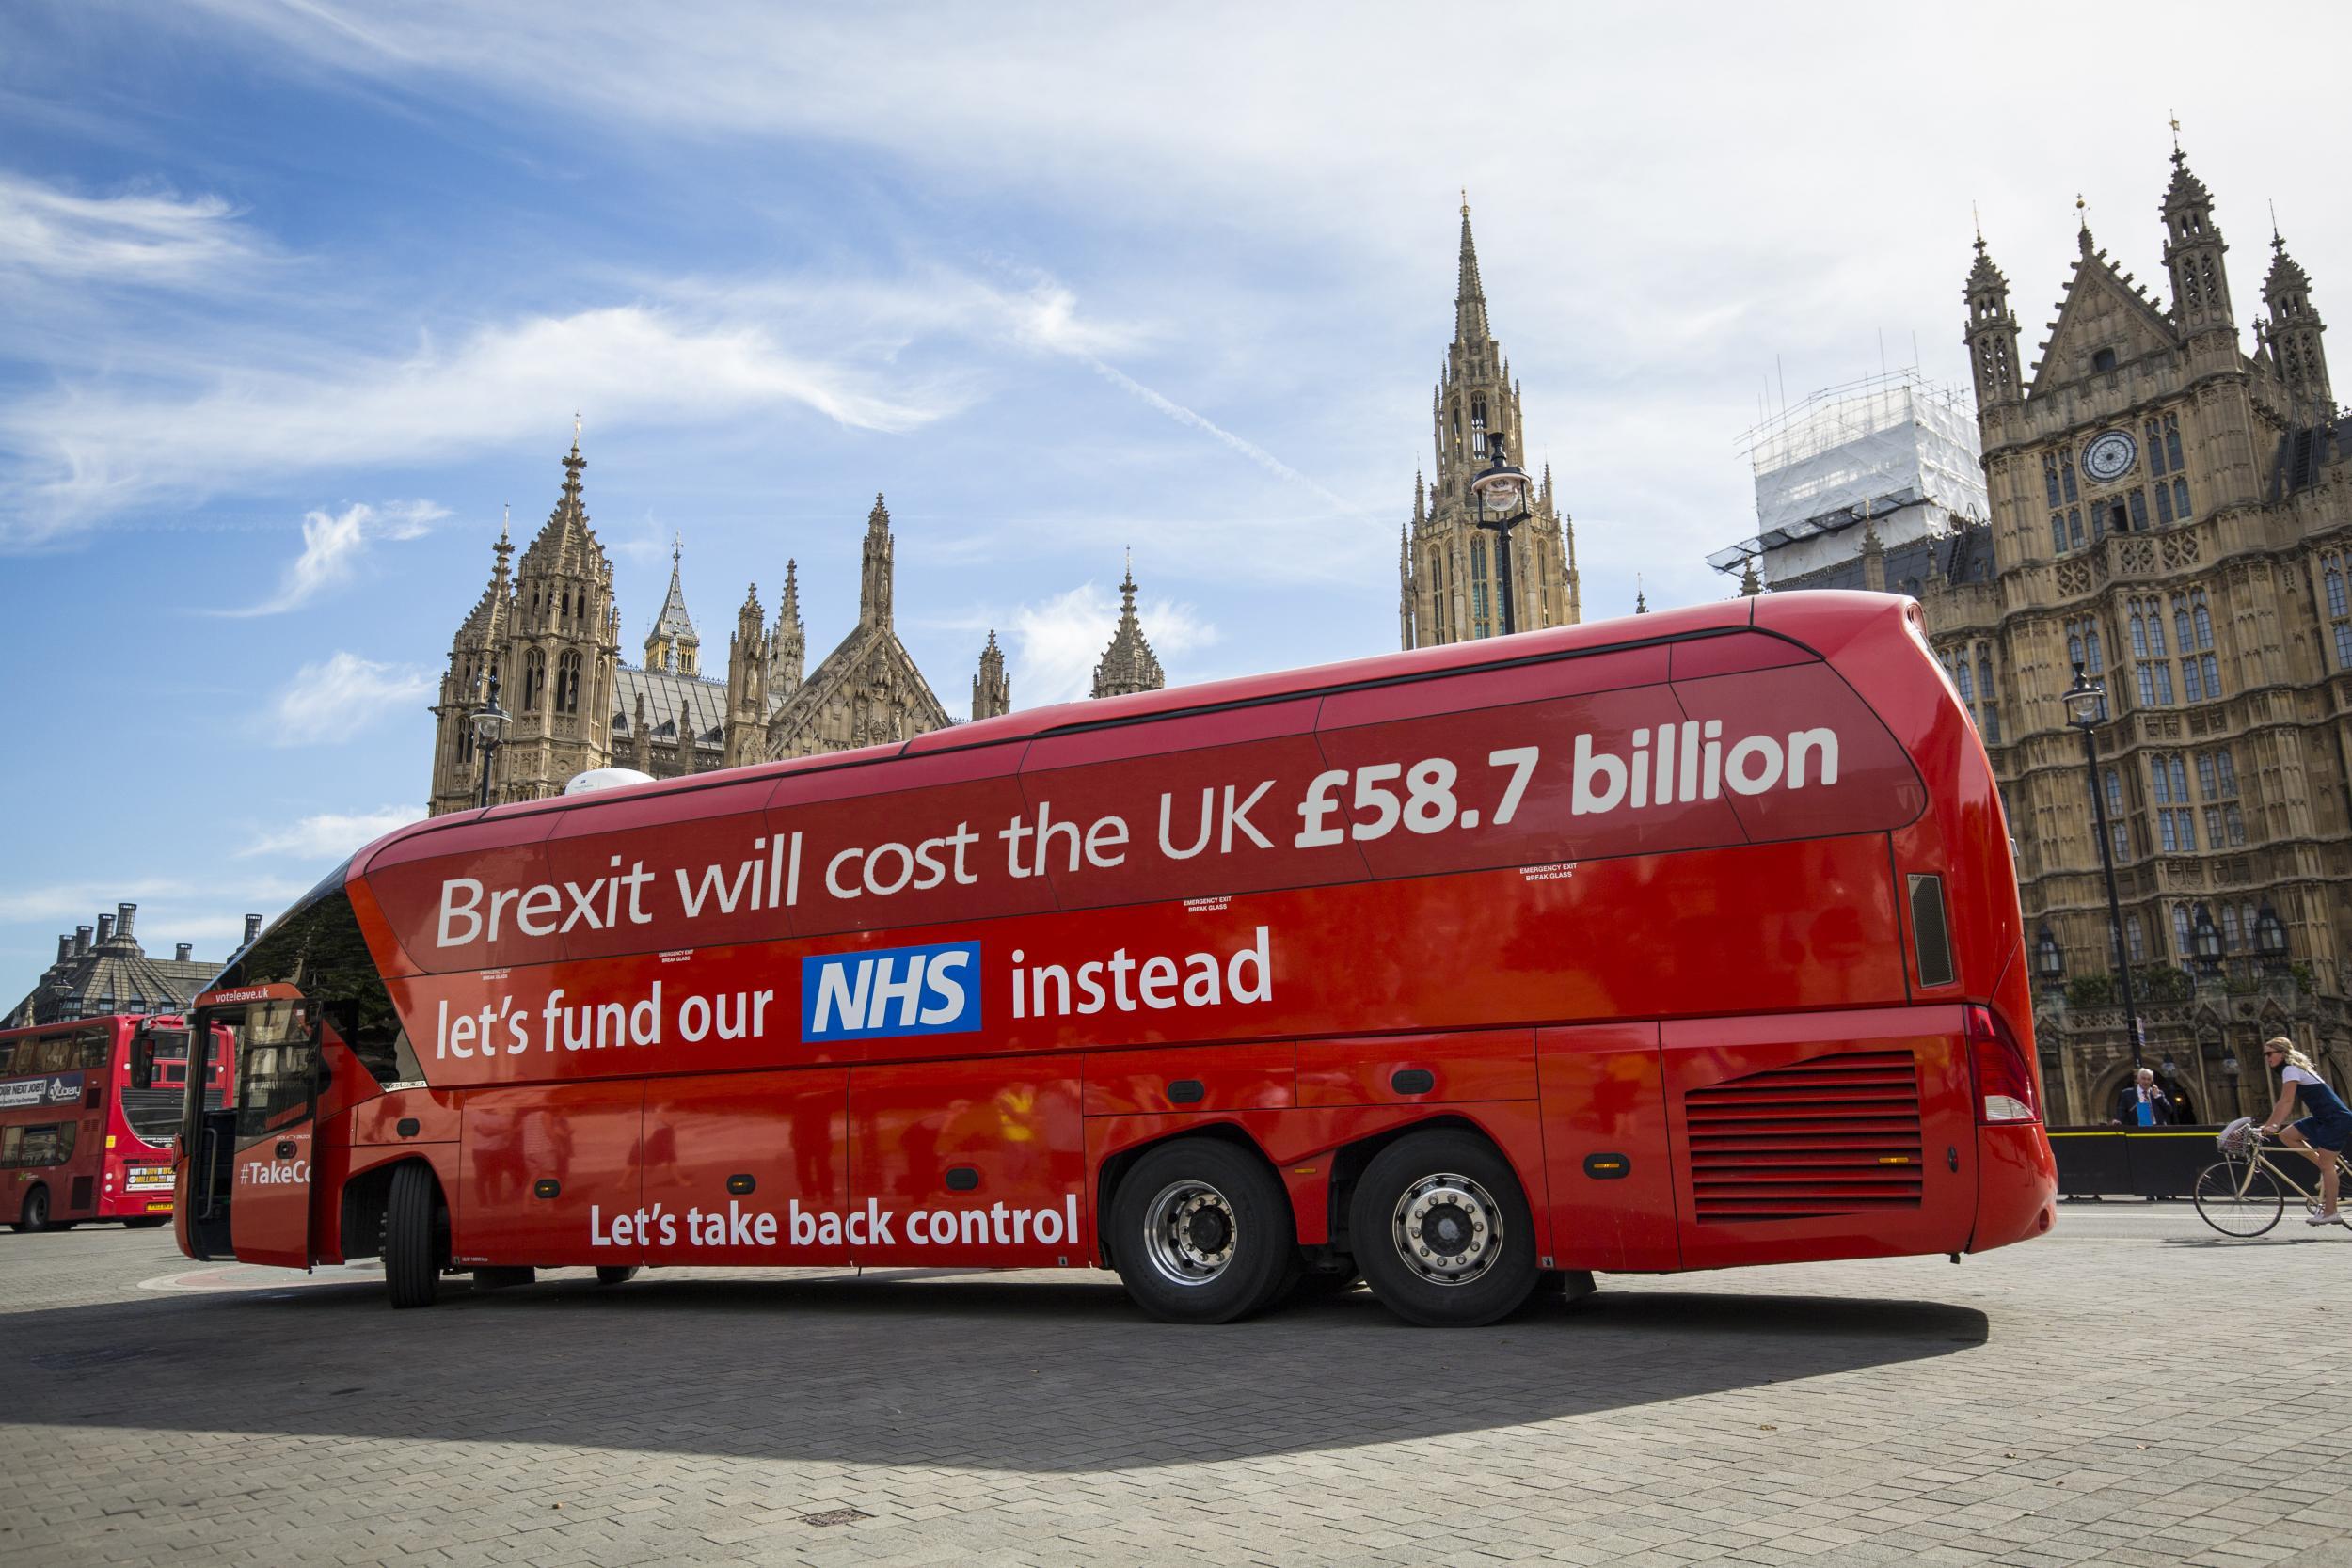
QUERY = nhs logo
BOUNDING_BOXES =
[802,941,981,1043]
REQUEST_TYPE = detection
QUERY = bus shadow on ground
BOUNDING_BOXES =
[8,1268,1986,1471]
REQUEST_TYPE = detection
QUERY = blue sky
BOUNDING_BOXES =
[3,2,2346,995]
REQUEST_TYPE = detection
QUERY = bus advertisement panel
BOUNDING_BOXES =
[177,593,2057,1323]
[3,1014,222,1232]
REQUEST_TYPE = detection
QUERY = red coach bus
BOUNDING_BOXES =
[176,592,2056,1323]
[4,1014,223,1232]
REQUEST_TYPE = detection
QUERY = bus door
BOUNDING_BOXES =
[185,999,320,1268]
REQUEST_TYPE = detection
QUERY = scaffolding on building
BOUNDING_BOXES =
[1709,368,1987,576]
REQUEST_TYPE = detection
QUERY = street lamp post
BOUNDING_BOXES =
[1470,436,1534,636]
[470,673,511,810]
[2064,664,2143,1073]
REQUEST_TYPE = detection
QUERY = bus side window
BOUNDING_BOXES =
[77,1029,109,1070]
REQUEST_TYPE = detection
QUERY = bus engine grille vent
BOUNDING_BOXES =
[1684,1050,1924,1223]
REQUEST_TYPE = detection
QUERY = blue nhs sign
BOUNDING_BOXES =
[801,941,981,1043]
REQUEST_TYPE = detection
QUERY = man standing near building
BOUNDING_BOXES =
[2113,1068,2177,1128]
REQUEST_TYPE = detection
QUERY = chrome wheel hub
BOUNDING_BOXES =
[1391,1172,1502,1286]
[1142,1180,1238,1287]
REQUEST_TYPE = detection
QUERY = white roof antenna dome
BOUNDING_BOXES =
[564,767,658,797]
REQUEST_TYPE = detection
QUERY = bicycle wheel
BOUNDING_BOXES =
[2193,1159,2283,1238]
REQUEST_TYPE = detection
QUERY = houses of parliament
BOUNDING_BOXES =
[423,444,1167,816]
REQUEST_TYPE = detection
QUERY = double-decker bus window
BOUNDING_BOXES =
[123,1028,192,1144]
[1,1122,76,1167]
[36,1035,73,1073]
[75,1028,110,1070]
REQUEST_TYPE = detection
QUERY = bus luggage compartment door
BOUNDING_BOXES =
[642,1070,850,1267]
[1662,1008,1976,1270]
[1536,1022,1679,1273]
[847,1058,1084,1268]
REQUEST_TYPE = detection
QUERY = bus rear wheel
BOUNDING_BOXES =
[13,1185,52,1234]
[1350,1130,1539,1327]
[1111,1138,1296,1324]
[382,1164,448,1309]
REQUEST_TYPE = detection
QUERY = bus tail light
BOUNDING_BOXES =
[1965,1004,2038,1124]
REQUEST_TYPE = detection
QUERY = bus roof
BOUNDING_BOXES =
[353,591,1914,878]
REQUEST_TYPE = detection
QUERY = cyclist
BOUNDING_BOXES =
[2255,1037,2352,1227]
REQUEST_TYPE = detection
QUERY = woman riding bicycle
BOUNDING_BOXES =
[2256,1036,2352,1227]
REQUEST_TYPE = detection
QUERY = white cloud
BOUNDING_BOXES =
[1010,580,1219,705]
[236,805,421,859]
[1,304,973,545]
[263,651,436,745]
[215,499,445,617]
[0,875,310,958]
[0,172,258,285]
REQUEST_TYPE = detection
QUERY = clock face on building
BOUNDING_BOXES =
[2082,430,2138,483]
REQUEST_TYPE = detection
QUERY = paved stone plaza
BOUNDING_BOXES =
[3,1210,2345,1568]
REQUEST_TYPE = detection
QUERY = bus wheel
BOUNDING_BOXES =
[1111,1138,1296,1324]
[596,1266,640,1286]
[1350,1131,1539,1327]
[13,1185,52,1234]
[383,1164,446,1310]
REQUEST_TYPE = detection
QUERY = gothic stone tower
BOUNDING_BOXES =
[1921,139,2350,1125]
[427,436,620,814]
[1401,199,1579,648]
[1090,560,1166,698]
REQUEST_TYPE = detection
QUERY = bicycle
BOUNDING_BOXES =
[2192,1117,2352,1238]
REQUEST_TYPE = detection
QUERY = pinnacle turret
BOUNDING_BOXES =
[859,496,895,627]
[644,532,700,674]
[1090,556,1165,699]
[972,629,1010,721]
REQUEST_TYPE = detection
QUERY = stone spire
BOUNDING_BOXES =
[859,494,895,628]
[972,629,1010,721]
[1454,192,1489,344]
[1739,558,1763,597]
[1964,226,2022,409]
[770,558,805,698]
[1634,576,1648,615]
[1860,508,1888,594]
[519,430,602,579]
[2160,135,2233,334]
[1090,555,1165,699]
[2265,222,2330,407]
[644,532,700,674]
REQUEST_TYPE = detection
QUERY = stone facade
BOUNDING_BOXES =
[427,445,1181,813]
[1401,201,1579,648]
[1920,143,2351,1124]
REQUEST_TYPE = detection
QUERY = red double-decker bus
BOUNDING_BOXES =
[176,593,2056,1323]
[3,1014,224,1232]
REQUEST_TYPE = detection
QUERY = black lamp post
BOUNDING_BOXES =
[471,673,511,810]
[2064,664,2143,1072]
[2036,925,2064,984]
[1470,436,1534,636]
[2191,905,2223,979]
[2254,902,2289,973]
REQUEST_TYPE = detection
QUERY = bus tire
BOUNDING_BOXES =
[13,1185,52,1234]
[1110,1138,1296,1324]
[383,1163,445,1309]
[1351,1130,1540,1327]
[596,1266,640,1286]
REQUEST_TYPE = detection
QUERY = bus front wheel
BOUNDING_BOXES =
[1350,1130,1539,1327]
[12,1185,51,1234]
[1110,1138,1297,1324]
[383,1164,447,1309]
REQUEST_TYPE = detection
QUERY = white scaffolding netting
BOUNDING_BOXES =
[1710,370,1987,572]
